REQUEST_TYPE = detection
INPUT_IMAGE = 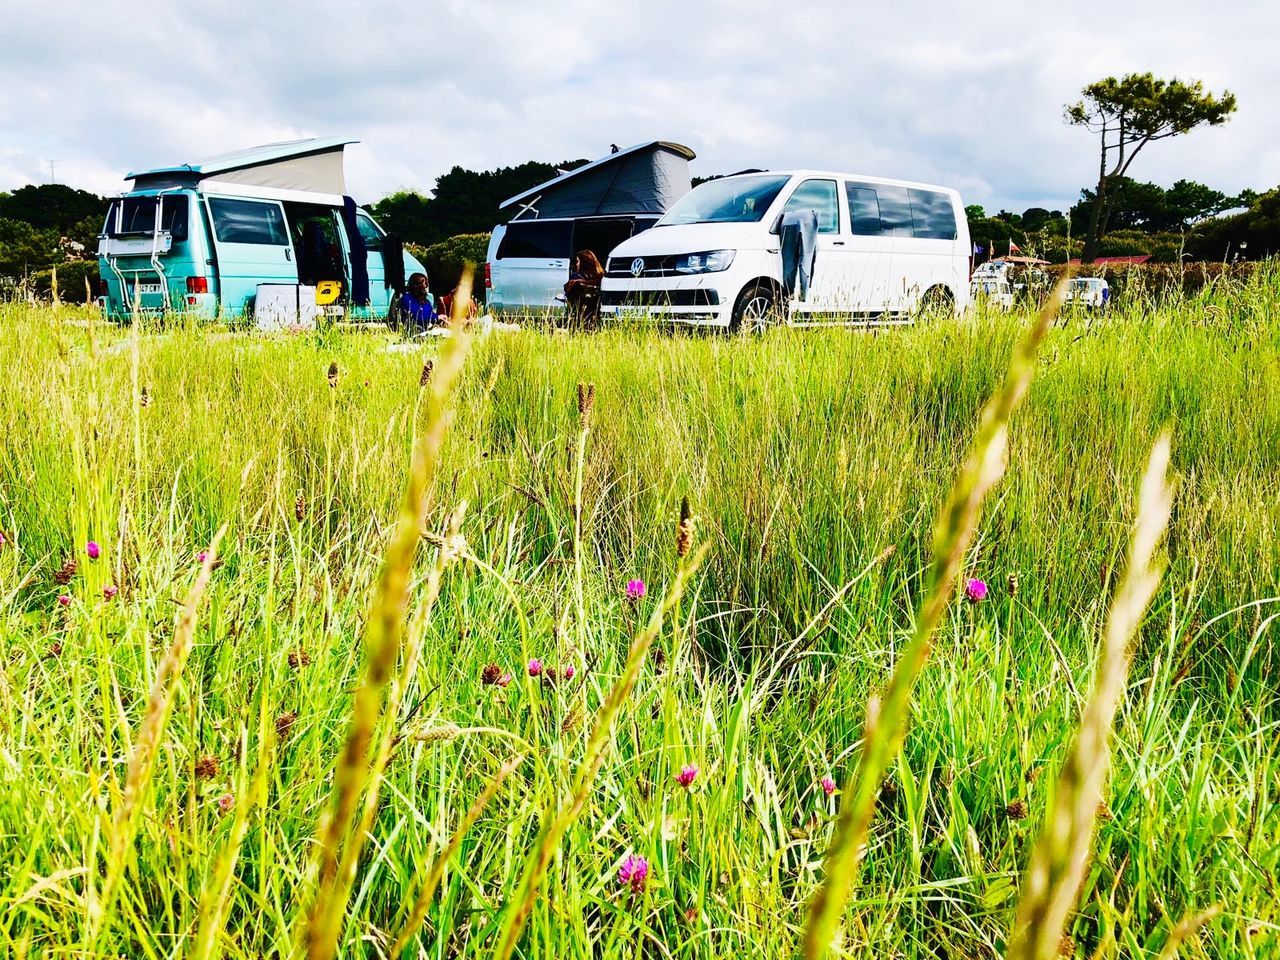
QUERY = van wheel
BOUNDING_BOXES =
[730,283,781,334]
[915,285,953,323]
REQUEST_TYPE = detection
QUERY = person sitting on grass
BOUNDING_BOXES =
[564,250,604,329]
[397,272,437,329]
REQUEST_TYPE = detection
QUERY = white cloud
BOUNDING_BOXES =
[1,0,1274,214]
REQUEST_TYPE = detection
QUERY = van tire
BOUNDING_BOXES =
[730,282,783,334]
[915,285,954,323]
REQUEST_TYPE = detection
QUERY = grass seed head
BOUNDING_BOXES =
[420,360,433,387]
[55,557,77,585]
[288,648,312,670]
[194,755,220,780]
[577,381,595,428]
[295,494,306,522]
[139,385,150,408]
[327,362,339,388]
[275,710,298,740]
[677,497,695,558]
[1006,799,1029,821]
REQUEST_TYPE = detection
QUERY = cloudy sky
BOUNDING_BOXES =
[1,0,1274,214]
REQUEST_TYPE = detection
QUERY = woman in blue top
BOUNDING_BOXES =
[398,272,437,328]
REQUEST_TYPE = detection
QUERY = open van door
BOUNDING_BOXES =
[205,196,297,316]
[352,211,392,316]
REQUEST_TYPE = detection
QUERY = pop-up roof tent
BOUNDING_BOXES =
[499,141,696,220]
[126,136,356,200]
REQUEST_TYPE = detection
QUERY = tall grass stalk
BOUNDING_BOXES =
[492,542,709,960]
[88,525,227,945]
[389,754,523,957]
[298,280,473,960]
[802,283,1065,959]
[1007,435,1174,960]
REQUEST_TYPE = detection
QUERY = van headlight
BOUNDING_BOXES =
[674,250,735,274]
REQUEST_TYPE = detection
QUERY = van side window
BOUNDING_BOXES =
[873,185,914,237]
[497,221,573,259]
[355,214,384,250]
[782,179,840,233]
[844,184,882,235]
[908,189,957,240]
[209,198,289,245]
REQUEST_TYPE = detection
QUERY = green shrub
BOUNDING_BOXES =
[414,233,490,304]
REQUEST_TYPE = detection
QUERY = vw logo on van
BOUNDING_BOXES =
[630,258,646,277]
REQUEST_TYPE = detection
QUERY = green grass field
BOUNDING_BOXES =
[0,273,1276,958]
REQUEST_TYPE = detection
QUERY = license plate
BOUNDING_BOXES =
[137,283,163,295]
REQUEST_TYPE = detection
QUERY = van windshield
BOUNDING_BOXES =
[658,175,790,226]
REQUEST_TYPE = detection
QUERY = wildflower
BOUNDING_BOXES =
[215,793,235,815]
[562,664,576,680]
[194,755,220,780]
[57,593,72,607]
[676,764,699,788]
[481,663,503,685]
[288,648,312,670]
[46,641,63,658]
[1058,935,1076,956]
[86,540,101,560]
[295,494,307,522]
[1005,799,1028,821]
[103,584,118,601]
[527,658,543,677]
[821,776,837,797]
[55,558,77,585]
[0,530,6,547]
[965,578,989,603]
[676,497,695,558]
[327,361,339,388]
[625,578,646,602]
[617,854,649,895]
[496,672,513,688]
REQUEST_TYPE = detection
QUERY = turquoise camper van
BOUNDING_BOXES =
[97,137,426,323]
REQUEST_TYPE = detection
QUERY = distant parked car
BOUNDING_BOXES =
[971,276,1014,310]
[1064,276,1110,310]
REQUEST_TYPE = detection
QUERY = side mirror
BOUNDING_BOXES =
[768,214,783,236]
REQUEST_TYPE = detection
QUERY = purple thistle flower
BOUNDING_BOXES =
[527,658,543,677]
[617,854,649,895]
[676,764,699,788]
[563,664,575,680]
[57,593,72,607]
[497,672,513,688]
[821,776,837,797]
[103,584,118,600]
[86,540,101,560]
[625,578,646,601]
[197,551,209,564]
[965,578,989,603]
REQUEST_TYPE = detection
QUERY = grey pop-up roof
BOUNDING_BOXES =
[126,137,356,196]
[500,141,696,219]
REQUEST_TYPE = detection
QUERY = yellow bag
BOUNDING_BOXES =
[315,281,342,305]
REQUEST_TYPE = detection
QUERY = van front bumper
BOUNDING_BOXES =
[599,281,729,325]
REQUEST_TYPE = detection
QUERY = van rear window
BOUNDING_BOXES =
[106,195,189,241]
[497,221,573,259]
[209,198,289,246]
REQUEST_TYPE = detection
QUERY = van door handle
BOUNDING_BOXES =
[285,249,293,261]
[832,241,846,246]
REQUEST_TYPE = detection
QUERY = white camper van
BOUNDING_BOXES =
[599,170,971,330]
[485,142,695,316]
